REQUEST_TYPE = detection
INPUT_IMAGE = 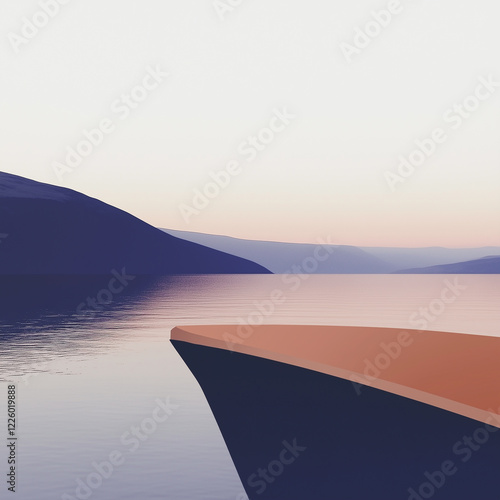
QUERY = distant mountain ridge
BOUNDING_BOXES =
[0,172,269,275]
[361,246,500,270]
[163,229,500,274]
[395,256,500,274]
[163,229,394,274]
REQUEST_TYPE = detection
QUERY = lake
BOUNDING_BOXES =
[0,274,499,500]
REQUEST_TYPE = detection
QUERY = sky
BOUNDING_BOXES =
[1,0,500,247]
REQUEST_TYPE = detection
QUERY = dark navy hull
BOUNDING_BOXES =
[172,340,500,499]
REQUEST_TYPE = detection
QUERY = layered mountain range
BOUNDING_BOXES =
[1,172,498,275]
[164,229,500,274]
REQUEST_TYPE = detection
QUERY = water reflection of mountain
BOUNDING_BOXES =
[0,275,163,339]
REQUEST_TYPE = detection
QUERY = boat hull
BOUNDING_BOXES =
[172,339,500,499]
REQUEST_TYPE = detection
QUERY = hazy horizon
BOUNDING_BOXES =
[2,0,499,247]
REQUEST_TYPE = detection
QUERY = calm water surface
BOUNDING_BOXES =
[0,275,499,500]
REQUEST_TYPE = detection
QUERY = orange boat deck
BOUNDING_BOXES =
[172,324,500,428]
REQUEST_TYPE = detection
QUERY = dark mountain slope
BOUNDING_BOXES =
[0,172,269,275]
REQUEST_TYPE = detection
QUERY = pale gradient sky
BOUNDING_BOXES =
[1,0,499,247]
